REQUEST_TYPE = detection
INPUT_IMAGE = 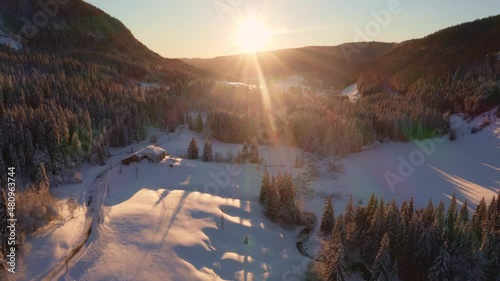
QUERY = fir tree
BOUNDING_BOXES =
[264,176,280,220]
[277,173,301,225]
[434,201,445,229]
[0,189,7,260]
[457,200,469,224]
[238,140,250,163]
[70,132,83,159]
[320,196,335,237]
[325,230,347,281]
[195,112,203,132]
[259,171,270,204]
[36,163,50,192]
[188,113,194,130]
[422,199,435,227]
[187,137,199,160]
[428,241,451,281]
[370,233,398,281]
[249,136,259,164]
[446,194,458,234]
[202,138,213,162]
[0,158,7,186]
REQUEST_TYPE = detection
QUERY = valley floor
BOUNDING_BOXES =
[20,108,499,281]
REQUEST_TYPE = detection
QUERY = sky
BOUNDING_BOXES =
[84,0,500,59]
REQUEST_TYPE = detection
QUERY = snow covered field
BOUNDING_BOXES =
[20,107,499,281]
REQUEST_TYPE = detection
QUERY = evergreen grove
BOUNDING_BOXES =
[313,193,500,281]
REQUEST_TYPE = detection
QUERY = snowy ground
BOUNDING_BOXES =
[19,107,499,281]
[271,75,310,92]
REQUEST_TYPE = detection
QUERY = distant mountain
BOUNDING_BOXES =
[358,15,500,97]
[0,0,201,82]
[183,42,395,89]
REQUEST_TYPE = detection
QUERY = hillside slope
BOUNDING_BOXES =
[0,0,201,82]
[358,15,500,97]
[184,42,394,89]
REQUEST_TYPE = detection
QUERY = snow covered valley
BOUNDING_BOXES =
[20,108,499,281]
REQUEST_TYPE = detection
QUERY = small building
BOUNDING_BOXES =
[121,145,166,165]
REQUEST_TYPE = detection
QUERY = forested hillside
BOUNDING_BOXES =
[0,0,205,184]
[358,15,500,115]
[184,42,394,89]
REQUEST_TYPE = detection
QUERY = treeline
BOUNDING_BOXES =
[193,83,454,158]
[314,193,500,281]
[259,171,303,226]
[358,16,500,123]
[0,50,196,185]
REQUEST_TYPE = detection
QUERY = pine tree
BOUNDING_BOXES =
[188,113,194,130]
[264,176,280,220]
[239,140,250,163]
[416,223,438,275]
[457,200,469,224]
[0,158,7,186]
[277,173,300,225]
[70,132,83,159]
[428,241,451,281]
[187,137,199,160]
[446,194,457,233]
[202,138,213,162]
[434,201,445,229]
[8,144,19,173]
[195,112,203,132]
[344,195,357,248]
[422,199,435,227]
[371,233,398,281]
[325,230,347,281]
[320,196,335,237]
[0,188,7,260]
[36,162,50,192]
[364,199,385,264]
[259,171,270,204]
[249,136,259,163]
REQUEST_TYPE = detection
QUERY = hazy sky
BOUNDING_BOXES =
[84,0,499,58]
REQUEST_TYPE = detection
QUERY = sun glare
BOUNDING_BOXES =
[235,17,271,53]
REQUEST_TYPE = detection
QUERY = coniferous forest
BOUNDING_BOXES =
[312,193,500,281]
[0,1,499,279]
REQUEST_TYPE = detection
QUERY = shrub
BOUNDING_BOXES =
[214,152,224,163]
[302,211,317,229]
[471,127,482,134]
[149,134,157,144]
[480,118,491,128]
[449,129,457,141]
[73,172,83,183]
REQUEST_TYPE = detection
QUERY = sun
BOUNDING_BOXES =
[235,17,271,53]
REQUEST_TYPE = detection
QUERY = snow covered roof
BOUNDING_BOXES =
[136,145,166,157]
